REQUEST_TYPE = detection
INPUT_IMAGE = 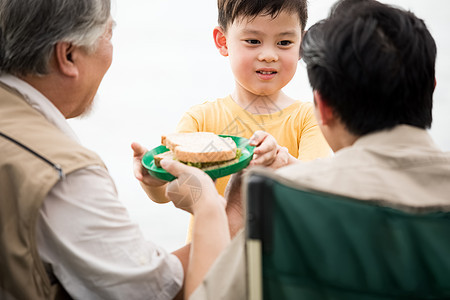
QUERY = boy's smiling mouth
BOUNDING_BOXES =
[257,71,277,75]
[256,68,278,80]
[256,68,277,74]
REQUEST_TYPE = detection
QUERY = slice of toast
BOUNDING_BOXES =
[161,132,237,163]
[154,150,174,168]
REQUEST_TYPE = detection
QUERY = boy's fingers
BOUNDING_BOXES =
[253,138,276,155]
[251,148,277,166]
[249,130,268,146]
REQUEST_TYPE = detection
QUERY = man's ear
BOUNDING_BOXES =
[213,26,228,57]
[54,42,79,77]
[314,90,334,126]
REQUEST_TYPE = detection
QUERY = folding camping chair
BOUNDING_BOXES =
[245,170,450,300]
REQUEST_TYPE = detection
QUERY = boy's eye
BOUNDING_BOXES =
[245,39,260,45]
[278,40,293,46]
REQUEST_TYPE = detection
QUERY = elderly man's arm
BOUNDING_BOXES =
[132,142,171,203]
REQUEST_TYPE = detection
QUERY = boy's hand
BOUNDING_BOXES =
[248,131,279,167]
[248,131,296,169]
[269,145,293,169]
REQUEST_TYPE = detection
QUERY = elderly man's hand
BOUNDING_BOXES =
[132,142,166,187]
[132,142,172,203]
[160,158,225,214]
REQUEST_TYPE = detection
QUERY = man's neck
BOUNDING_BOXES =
[325,123,360,153]
[20,73,71,119]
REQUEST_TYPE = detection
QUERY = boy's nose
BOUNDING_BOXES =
[257,47,278,63]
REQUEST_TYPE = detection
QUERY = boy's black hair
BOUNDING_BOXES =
[301,0,436,136]
[218,0,308,33]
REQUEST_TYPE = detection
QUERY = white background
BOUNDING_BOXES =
[69,0,450,251]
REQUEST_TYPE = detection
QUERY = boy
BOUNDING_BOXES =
[177,0,330,193]
[176,0,330,240]
[132,0,329,240]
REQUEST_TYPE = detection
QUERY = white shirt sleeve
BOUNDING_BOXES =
[36,165,183,300]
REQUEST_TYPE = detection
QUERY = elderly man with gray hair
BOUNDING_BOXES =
[0,1,189,299]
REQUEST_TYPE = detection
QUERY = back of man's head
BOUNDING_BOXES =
[217,0,308,33]
[0,0,111,76]
[301,0,436,136]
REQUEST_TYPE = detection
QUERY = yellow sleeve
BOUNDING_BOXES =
[298,105,331,161]
[175,111,200,133]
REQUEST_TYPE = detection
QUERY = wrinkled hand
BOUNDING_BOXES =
[249,131,279,167]
[160,158,225,214]
[131,142,166,187]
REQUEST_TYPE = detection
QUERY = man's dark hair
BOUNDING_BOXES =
[218,0,308,33]
[301,0,436,135]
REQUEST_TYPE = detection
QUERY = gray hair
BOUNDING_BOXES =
[0,0,111,76]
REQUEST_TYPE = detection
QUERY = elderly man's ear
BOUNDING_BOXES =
[54,42,79,77]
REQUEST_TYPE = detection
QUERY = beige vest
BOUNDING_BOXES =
[0,83,105,299]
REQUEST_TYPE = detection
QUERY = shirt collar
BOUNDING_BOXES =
[352,125,438,150]
[0,73,79,142]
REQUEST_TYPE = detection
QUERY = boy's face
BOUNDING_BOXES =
[223,11,302,98]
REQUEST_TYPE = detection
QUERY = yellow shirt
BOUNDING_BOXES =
[177,95,331,242]
[176,95,331,195]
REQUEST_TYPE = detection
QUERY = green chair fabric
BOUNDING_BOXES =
[245,171,450,300]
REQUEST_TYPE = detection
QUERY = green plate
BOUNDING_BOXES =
[141,135,255,182]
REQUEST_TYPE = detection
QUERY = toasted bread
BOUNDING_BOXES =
[161,132,237,163]
[154,150,174,168]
